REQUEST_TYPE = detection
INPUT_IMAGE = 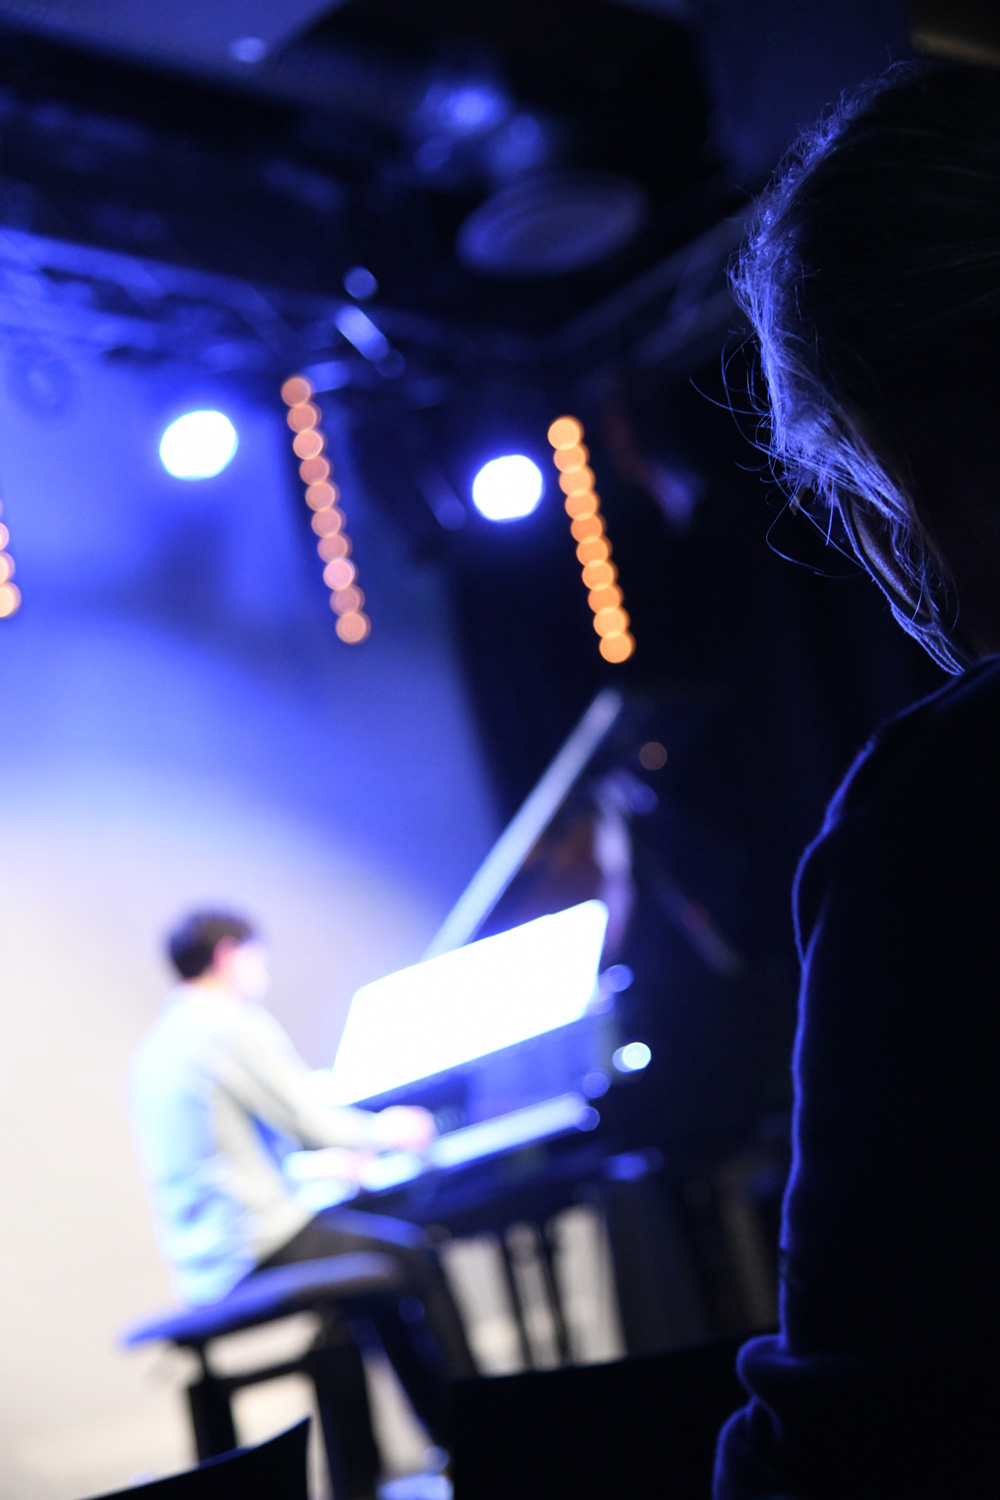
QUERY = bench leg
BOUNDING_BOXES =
[186,1367,238,1460]
[306,1318,381,1500]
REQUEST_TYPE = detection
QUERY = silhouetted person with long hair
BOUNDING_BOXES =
[715,62,1000,1499]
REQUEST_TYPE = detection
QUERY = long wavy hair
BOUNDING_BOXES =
[732,62,1000,673]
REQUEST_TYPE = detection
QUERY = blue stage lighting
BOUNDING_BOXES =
[471,455,543,522]
[159,411,238,479]
[612,1041,652,1074]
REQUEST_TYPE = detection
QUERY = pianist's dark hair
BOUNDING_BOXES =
[168,910,257,980]
[731,60,1000,673]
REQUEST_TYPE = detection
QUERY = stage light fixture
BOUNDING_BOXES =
[613,1042,652,1073]
[334,306,390,363]
[281,373,370,644]
[547,415,635,665]
[159,410,238,479]
[471,455,544,522]
[0,501,19,618]
[342,266,378,301]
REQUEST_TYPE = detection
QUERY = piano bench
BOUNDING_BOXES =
[121,1252,403,1500]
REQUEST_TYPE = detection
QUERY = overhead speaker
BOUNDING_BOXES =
[456,171,647,279]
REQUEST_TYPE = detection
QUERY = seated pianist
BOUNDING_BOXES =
[128,909,477,1467]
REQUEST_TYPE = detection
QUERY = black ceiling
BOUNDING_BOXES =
[0,0,954,400]
[0,0,728,338]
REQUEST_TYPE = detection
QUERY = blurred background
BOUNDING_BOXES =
[0,0,995,1495]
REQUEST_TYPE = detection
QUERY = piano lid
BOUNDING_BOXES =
[422,688,625,960]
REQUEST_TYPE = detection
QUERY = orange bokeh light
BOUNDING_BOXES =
[564,492,598,520]
[324,558,357,591]
[571,514,604,542]
[318,533,351,562]
[559,467,595,495]
[317,528,349,560]
[293,429,324,460]
[312,508,344,536]
[639,741,668,771]
[582,559,617,590]
[588,584,623,612]
[576,537,611,566]
[300,456,331,485]
[553,445,589,473]
[599,632,635,663]
[0,524,8,549]
[281,375,313,407]
[329,584,364,615]
[0,552,14,584]
[547,416,584,449]
[305,481,340,511]
[0,581,20,617]
[335,610,370,644]
[593,607,629,638]
[287,402,320,433]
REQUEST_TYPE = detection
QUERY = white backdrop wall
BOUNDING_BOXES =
[0,353,498,1498]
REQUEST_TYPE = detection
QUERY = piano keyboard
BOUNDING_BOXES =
[286,1092,599,1209]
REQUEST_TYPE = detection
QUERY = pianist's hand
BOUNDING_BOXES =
[372,1105,437,1154]
[295,1147,375,1182]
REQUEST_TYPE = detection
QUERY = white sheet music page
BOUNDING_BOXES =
[327,899,609,1104]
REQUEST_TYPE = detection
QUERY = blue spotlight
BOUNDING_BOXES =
[612,1041,652,1074]
[159,411,238,479]
[471,455,543,522]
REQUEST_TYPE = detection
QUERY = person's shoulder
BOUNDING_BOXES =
[133,986,240,1058]
[793,656,1000,952]
[238,1001,297,1050]
[824,654,1000,831]
[127,990,188,1092]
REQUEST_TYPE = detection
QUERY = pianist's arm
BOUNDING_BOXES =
[215,1001,434,1155]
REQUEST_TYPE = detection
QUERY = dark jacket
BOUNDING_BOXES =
[715,655,1000,1498]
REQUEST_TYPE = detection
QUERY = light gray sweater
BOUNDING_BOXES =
[129,985,380,1304]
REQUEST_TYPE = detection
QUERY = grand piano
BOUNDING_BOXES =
[290,689,773,1363]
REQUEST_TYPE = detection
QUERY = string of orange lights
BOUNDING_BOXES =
[0,499,20,619]
[280,374,370,644]
[547,416,634,663]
